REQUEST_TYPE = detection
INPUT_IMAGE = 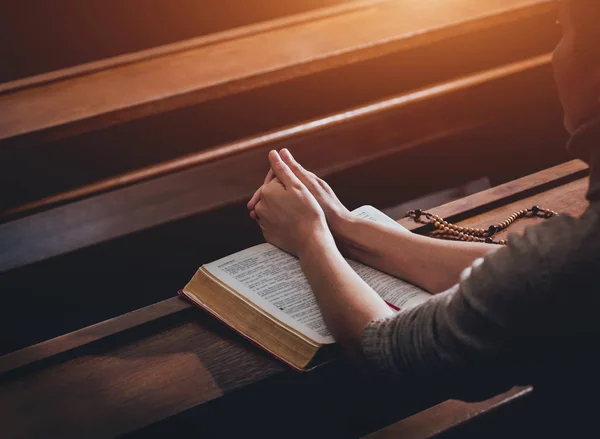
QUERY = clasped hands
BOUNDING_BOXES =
[247,149,351,257]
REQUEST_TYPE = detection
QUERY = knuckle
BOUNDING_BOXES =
[262,184,273,196]
[319,178,331,190]
[275,162,286,171]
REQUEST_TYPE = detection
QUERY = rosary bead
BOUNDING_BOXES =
[409,206,552,245]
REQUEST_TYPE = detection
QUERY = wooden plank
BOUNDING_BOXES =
[1,53,556,220]
[452,176,590,237]
[0,160,587,375]
[0,0,555,145]
[363,387,533,439]
[0,319,275,439]
[0,297,190,375]
[397,159,589,231]
[0,0,386,93]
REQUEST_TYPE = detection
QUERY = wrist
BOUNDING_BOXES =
[298,225,336,260]
[332,215,367,253]
[328,209,355,238]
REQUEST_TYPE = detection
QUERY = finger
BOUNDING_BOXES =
[247,170,276,210]
[254,202,266,230]
[249,210,258,221]
[254,200,266,217]
[280,149,319,191]
[268,150,301,189]
[247,186,262,210]
[263,168,275,185]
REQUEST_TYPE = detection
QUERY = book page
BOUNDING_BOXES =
[203,206,430,345]
[351,205,403,228]
[205,244,334,344]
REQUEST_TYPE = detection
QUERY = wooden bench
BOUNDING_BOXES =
[0,160,589,438]
[0,0,559,212]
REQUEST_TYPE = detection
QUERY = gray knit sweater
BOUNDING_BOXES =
[361,116,600,401]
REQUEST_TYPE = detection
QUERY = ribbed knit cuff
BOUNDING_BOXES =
[360,315,402,376]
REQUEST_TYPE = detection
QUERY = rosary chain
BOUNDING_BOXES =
[404,205,558,246]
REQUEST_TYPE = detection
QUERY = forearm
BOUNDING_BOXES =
[335,217,497,293]
[298,231,394,362]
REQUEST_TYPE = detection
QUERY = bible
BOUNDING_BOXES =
[180,205,431,371]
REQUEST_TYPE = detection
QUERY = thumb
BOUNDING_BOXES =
[268,150,301,189]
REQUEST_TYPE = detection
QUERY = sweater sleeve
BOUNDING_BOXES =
[360,213,594,400]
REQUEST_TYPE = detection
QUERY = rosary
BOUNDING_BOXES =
[404,205,558,245]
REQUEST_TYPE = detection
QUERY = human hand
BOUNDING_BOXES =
[248,149,352,235]
[252,151,332,256]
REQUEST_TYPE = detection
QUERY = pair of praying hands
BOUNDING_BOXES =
[246,149,350,256]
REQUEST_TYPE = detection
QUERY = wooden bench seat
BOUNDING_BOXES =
[0,160,589,438]
[0,0,559,212]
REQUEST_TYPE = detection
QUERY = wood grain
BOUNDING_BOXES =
[397,159,589,231]
[0,0,555,145]
[456,177,589,238]
[0,297,190,375]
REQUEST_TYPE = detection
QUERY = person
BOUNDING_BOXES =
[247,0,600,433]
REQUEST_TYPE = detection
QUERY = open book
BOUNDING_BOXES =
[181,206,431,371]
